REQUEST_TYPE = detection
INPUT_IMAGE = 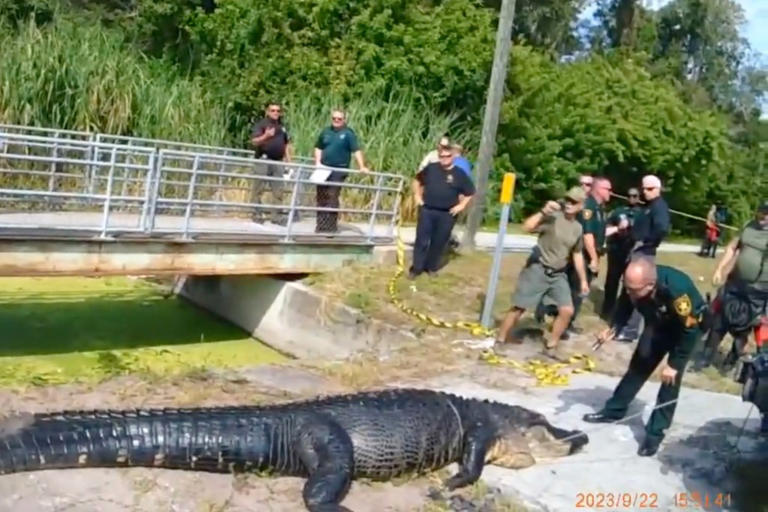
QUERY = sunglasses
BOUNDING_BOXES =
[332,116,344,121]
[629,194,639,198]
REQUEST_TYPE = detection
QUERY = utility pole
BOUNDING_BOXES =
[461,0,517,249]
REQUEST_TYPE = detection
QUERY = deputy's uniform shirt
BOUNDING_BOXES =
[578,195,606,254]
[606,205,640,254]
[631,196,670,256]
[251,118,290,160]
[415,162,475,212]
[611,265,705,368]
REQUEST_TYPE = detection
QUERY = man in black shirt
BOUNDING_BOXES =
[409,147,475,278]
[616,175,671,342]
[250,102,293,225]
[630,174,670,257]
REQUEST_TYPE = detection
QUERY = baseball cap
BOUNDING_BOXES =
[565,186,587,202]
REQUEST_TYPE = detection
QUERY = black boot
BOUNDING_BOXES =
[582,411,621,424]
[638,435,662,456]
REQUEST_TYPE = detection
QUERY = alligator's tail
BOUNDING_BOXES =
[0,407,276,475]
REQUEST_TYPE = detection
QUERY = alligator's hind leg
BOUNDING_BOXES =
[443,426,494,491]
[296,418,355,512]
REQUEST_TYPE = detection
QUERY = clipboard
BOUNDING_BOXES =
[309,167,332,183]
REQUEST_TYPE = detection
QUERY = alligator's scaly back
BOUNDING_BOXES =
[0,388,588,512]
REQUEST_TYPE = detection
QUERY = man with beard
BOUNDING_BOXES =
[583,257,705,456]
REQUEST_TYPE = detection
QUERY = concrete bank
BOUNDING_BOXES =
[178,274,416,360]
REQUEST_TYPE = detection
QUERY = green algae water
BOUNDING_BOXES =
[0,276,286,387]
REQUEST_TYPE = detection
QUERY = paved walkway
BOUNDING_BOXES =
[412,373,765,512]
[396,226,708,253]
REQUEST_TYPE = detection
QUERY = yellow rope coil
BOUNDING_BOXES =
[386,203,596,386]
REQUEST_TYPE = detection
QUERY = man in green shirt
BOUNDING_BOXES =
[584,257,706,456]
[536,176,617,338]
[493,186,590,356]
[313,109,369,233]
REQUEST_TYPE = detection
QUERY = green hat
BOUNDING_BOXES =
[565,186,587,203]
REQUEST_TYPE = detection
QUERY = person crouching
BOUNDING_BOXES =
[408,147,475,279]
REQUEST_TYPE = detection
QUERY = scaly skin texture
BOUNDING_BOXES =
[0,388,589,511]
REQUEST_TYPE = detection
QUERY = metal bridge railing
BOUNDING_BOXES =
[0,130,405,243]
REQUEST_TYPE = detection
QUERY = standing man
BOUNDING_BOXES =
[493,187,590,356]
[583,257,706,456]
[630,174,670,257]
[601,187,641,320]
[409,147,474,278]
[250,101,293,225]
[313,109,369,233]
[618,174,672,341]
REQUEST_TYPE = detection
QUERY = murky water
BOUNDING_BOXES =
[0,276,285,386]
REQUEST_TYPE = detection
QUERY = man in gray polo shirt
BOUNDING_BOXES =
[493,186,590,356]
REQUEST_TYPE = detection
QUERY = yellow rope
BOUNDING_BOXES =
[386,201,596,386]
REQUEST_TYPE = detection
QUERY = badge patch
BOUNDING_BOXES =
[446,174,454,184]
[583,209,593,220]
[674,294,692,317]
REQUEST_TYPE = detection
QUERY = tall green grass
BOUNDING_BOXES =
[0,18,234,146]
[0,16,479,221]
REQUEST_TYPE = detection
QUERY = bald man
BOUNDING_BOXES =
[583,258,705,456]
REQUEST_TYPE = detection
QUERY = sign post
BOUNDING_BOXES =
[480,172,516,329]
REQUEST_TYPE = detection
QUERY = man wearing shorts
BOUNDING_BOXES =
[494,186,590,355]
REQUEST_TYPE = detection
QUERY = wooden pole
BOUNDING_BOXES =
[461,0,517,249]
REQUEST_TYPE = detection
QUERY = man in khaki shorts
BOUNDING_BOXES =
[493,186,590,356]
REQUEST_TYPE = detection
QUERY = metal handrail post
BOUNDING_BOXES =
[182,155,201,239]
[366,174,384,243]
[388,177,405,238]
[99,147,118,238]
[139,149,157,233]
[147,150,164,233]
[283,166,304,242]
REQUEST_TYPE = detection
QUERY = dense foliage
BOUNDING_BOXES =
[0,0,765,231]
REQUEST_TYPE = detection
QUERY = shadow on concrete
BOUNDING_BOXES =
[555,385,649,446]
[656,416,768,512]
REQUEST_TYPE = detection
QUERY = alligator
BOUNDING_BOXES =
[0,388,588,511]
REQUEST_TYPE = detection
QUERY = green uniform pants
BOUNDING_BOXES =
[601,326,697,440]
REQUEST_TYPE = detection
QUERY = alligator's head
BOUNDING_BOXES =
[482,401,589,469]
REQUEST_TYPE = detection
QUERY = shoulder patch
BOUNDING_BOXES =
[583,209,593,220]
[673,294,692,317]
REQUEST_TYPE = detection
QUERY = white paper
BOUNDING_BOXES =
[309,168,332,183]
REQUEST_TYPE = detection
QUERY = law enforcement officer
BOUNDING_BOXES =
[630,174,670,257]
[250,101,293,225]
[696,201,768,437]
[492,186,590,355]
[409,147,475,278]
[583,257,705,456]
[617,175,672,341]
[601,187,641,320]
[313,109,369,233]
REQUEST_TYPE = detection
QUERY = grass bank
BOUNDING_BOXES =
[0,276,285,388]
[305,249,742,394]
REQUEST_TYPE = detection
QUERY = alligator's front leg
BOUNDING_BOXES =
[295,417,355,512]
[443,425,495,491]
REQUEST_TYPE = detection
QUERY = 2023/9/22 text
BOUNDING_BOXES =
[575,492,658,508]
